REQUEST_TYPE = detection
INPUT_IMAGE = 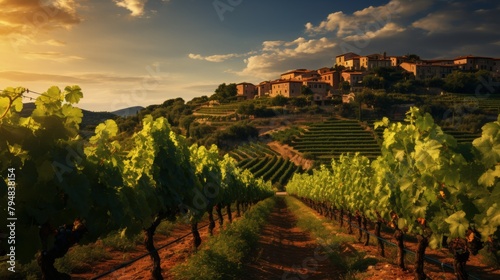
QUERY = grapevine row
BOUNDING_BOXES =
[0,86,274,280]
[287,107,500,280]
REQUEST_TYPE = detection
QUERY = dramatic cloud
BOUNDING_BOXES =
[233,37,336,79]
[113,0,148,17]
[228,0,499,81]
[0,0,81,37]
[305,0,432,36]
[412,3,500,35]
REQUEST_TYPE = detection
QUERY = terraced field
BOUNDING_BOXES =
[291,119,381,164]
[194,99,272,117]
[229,142,303,187]
[432,93,500,114]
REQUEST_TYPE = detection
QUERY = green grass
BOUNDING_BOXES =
[0,259,41,280]
[171,197,276,280]
[55,243,111,274]
[285,196,378,278]
[101,230,143,252]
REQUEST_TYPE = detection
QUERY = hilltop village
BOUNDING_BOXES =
[235,53,500,102]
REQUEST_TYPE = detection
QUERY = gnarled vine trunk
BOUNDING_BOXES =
[374,220,385,257]
[394,228,406,270]
[191,222,201,249]
[347,211,353,234]
[236,201,241,217]
[144,213,166,280]
[415,234,428,280]
[207,206,215,235]
[450,238,470,280]
[226,204,232,223]
[215,203,224,227]
[356,213,362,242]
[339,209,344,227]
[38,220,86,280]
[362,216,369,246]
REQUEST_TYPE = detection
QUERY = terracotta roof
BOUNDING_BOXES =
[335,52,359,58]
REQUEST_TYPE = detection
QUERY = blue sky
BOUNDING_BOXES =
[0,0,499,111]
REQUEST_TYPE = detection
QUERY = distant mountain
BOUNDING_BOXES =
[111,106,144,117]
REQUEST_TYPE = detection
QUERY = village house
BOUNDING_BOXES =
[236,82,257,100]
[359,53,392,70]
[252,53,499,96]
[302,80,329,101]
[280,69,320,81]
[335,52,359,68]
[341,72,364,88]
[257,81,272,96]
[400,62,456,80]
[320,70,340,88]
[270,80,302,98]
[454,55,496,71]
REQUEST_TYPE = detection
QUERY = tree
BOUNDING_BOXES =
[289,97,308,108]
[210,83,237,102]
[443,71,477,93]
[237,103,255,115]
[339,81,351,93]
[407,53,421,62]
[363,75,385,89]
[301,85,313,95]
[271,95,288,106]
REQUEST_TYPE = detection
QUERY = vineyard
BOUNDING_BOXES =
[1,86,500,280]
[291,119,381,164]
[0,86,274,280]
[229,142,304,187]
[287,107,500,280]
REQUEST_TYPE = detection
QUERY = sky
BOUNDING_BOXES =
[0,0,499,111]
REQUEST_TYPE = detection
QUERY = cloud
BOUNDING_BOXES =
[43,39,66,47]
[182,84,219,93]
[0,0,81,37]
[0,71,152,84]
[23,51,83,62]
[233,37,337,80]
[412,3,500,35]
[194,0,499,82]
[305,0,433,36]
[188,51,256,63]
[114,0,148,17]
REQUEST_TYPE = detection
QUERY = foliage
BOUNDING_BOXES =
[301,85,314,95]
[287,107,500,258]
[210,83,237,103]
[271,95,288,106]
[339,81,351,92]
[289,96,309,107]
[171,197,275,280]
[271,126,304,145]
[363,75,385,89]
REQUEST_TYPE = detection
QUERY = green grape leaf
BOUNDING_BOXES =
[46,86,63,100]
[429,234,442,249]
[478,165,500,187]
[415,113,435,132]
[445,211,468,238]
[64,85,83,104]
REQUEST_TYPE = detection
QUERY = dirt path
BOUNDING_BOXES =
[244,197,340,280]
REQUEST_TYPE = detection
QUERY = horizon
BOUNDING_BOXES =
[1,0,499,111]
